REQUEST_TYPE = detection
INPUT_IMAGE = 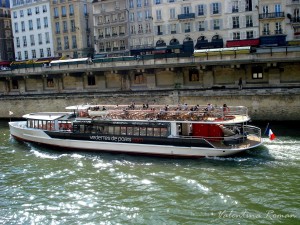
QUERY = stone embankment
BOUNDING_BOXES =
[1,88,299,121]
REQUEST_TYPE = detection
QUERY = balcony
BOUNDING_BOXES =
[198,28,205,31]
[157,32,163,35]
[259,12,285,19]
[178,13,195,20]
[171,30,176,34]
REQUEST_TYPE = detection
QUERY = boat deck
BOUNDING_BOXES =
[209,135,261,149]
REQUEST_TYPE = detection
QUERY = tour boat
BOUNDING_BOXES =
[9,104,263,158]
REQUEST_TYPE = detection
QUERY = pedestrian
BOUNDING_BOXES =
[238,77,243,90]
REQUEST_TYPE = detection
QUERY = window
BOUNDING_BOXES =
[246,31,253,39]
[57,37,62,50]
[263,23,269,35]
[233,32,240,40]
[13,11,17,18]
[69,4,74,15]
[130,25,135,34]
[170,8,175,19]
[129,0,134,8]
[12,80,19,89]
[184,22,191,33]
[32,50,36,58]
[37,18,41,29]
[24,51,28,60]
[38,34,43,45]
[170,24,176,34]
[129,13,134,22]
[47,78,54,87]
[183,6,190,14]
[137,0,141,8]
[20,10,24,17]
[156,10,162,20]
[30,34,35,46]
[88,76,96,86]
[83,4,87,16]
[245,0,252,11]
[232,16,239,29]
[43,5,47,13]
[44,17,48,28]
[275,22,282,34]
[70,20,75,32]
[246,15,253,27]
[21,21,25,32]
[198,21,205,31]
[16,37,20,48]
[14,22,18,33]
[262,5,269,14]
[137,11,142,21]
[144,0,149,6]
[47,48,51,57]
[63,21,68,32]
[22,36,27,47]
[252,66,263,79]
[40,49,44,58]
[28,20,33,30]
[54,8,59,18]
[64,36,69,49]
[198,5,204,16]
[213,19,220,30]
[232,1,238,13]
[157,25,163,35]
[27,8,32,16]
[61,6,66,17]
[55,22,60,33]
[35,6,40,14]
[72,35,77,48]
[155,0,161,5]
[45,32,50,44]
[212,3,219,14]
[145,10,151,19]
[17,52,21,60]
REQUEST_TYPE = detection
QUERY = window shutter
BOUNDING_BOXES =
[241,15,246,28]
[210,3,213,15]
[228,17,232,29]
[204,20,208,31]
[241,31,246,39]
[210,19,214,30]
[230,32,233,40]
[219,19,223,30]
[204,4,207,15]
[218,2,222,13]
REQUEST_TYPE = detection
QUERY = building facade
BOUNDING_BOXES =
[50,0,93,58]
[10,0,54,61]
[0,0,14,62]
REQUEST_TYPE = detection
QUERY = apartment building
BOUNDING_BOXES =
[285,0,300,43]
[10,0,54,61]
[50,0,93,58]
[258,0,287,46]
[0,0,14,62]
[92,0,129,56]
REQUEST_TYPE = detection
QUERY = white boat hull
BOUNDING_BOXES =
[9,121,261,158]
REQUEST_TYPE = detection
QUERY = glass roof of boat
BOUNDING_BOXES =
[23,112,72,121]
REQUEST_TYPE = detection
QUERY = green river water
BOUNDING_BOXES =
[0,121,299,225]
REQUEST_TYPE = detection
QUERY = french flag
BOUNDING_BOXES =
[264,124,276,140]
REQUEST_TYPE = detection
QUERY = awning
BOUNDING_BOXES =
[167,44,183,49]
[35,57,60,64]
[0,61,11,66]
[226,39,259,47]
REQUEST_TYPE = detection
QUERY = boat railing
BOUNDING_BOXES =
[87,105,249,121]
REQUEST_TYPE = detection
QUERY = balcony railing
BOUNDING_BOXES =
[157,32,163,35]
[291,17,300,23]
[171,30,176,34]
[274,29,283,34]
[262,30,270,35]
[246,22,253,27]
[178,13,195,20]
[185,29,190,33]
[259,12,285,19]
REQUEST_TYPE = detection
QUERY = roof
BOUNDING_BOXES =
[23,112,72,121]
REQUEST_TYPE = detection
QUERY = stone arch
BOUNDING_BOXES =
[156,39,166,47]
[183,36,193,43]
[170,38,179,45]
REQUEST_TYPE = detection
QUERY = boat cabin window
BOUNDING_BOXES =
[72,122,169,137]
[27,119,55,131]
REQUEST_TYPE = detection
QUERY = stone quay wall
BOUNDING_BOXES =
[1,88,299,121]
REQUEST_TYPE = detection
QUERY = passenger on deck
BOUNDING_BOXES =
[223,104,230,116]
